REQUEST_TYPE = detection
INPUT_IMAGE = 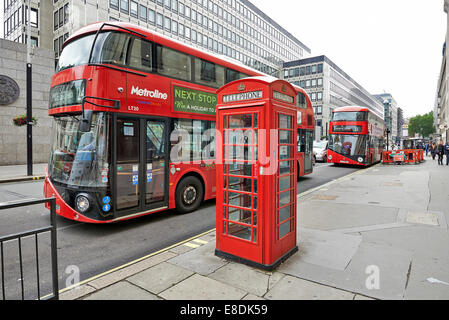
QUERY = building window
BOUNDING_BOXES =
[156,13,163,27]
[305,65,311,75]
[30,36,38,47]
[54,11,58,30]
[64,3,69,24]
[311,79,316,87]
[317,78,323,87]
[317,92,323,101]
[179,23,184,38]
[139,4,147,22]
[110,0,119,10]
[148,9,155,24]
[317,63,323,73]
[172,20,178,34]
[164,17,171,31]
[130,1,138,18]
[120,0,129,14]
[311,64,317,74]
[289,69,294,78]
[172,0,178,12]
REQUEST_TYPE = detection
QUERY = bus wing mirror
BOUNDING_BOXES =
[80,109,93,132]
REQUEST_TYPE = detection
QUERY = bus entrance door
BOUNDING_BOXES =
[144,118,168,209]
[114,117,168,218]
[304,131,313,174]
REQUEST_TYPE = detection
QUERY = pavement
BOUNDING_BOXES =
[0,163,47,183]
[2,157,449,300]
[47,155,447,301]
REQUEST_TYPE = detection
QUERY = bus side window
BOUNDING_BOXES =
[297,92,306,109]
[156,45,192,81]
[128,37,153,72]
[194,58,225,88]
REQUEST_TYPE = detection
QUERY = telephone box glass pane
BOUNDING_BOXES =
[228,207,252,224]
[279,205,291,222]
[279,130,291,144]
[279,160,291,175]
[227,162,252,176]
[228,176,252,192]
[227,129,256,145]
[229,114,252,128]
[279,190,291,206]
[279,220,291,238]
[279,176,291,191]
[279,146,291,160]
[228,222,251,241]
[279,114,291,128]
[228,192,252,208]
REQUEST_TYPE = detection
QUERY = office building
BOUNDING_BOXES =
[3,0,312,76]
[283,55,384,140]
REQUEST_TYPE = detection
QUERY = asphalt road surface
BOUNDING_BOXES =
[0,162,360,299]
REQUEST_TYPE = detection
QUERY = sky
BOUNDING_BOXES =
[0,1,446,118]
[250,0,447,118]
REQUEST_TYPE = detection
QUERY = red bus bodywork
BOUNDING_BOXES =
[44,22,314,223]
[328,106,384,166]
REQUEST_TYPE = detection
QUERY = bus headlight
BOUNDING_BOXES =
[328,155,332,160]
[358,157,364,162]
[75,193,91,213]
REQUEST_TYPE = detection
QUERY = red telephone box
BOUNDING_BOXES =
[215,76,299,270]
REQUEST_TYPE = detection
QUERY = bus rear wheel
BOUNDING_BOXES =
[175,176,204,214]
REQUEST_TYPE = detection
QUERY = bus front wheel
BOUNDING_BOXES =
[175,176,204,214]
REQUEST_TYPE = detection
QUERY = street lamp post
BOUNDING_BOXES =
[26,0,32,176]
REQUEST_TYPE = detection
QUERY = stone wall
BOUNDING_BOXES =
[0,39,54,165]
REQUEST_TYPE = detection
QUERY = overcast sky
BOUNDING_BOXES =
[251,0,447,118]
[1,1,446,118]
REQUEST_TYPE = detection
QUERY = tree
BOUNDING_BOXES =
[408,112,435,138]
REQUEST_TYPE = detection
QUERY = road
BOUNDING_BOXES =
[0,162,359,299]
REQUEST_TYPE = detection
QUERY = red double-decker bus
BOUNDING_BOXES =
[43,22,314,223]
[327,106,384,166]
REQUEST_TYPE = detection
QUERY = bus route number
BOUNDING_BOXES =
[128,105,139,112]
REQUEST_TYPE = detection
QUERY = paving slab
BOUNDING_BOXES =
[296,228,362,270]
[280,241,413,300]
[264,275,355,300]
[127,262,194,294]
[88,251,177,290]
[405,253,449,300]
[357,225,449,261]
[299,201,399,231]
[167,241,228,275]
[159,274,247,300]
[83,281,160,300]
[209,262,271,297]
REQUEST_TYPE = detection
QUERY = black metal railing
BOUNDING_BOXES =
[0,198,58,300]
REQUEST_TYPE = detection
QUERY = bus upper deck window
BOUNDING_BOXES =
[129,37,153,72]
[92,32,130,66]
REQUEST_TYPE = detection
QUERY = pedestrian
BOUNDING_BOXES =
[437,141,444,165]
[445,141,449,166]
[425,142,429,156]
[431,142,437,160]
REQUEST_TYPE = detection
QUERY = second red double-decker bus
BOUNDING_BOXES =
[327,106,384,166]
[43,21,314,223]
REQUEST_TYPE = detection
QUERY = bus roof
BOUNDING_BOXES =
[66,21,266,78]
[332,106,370,113]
